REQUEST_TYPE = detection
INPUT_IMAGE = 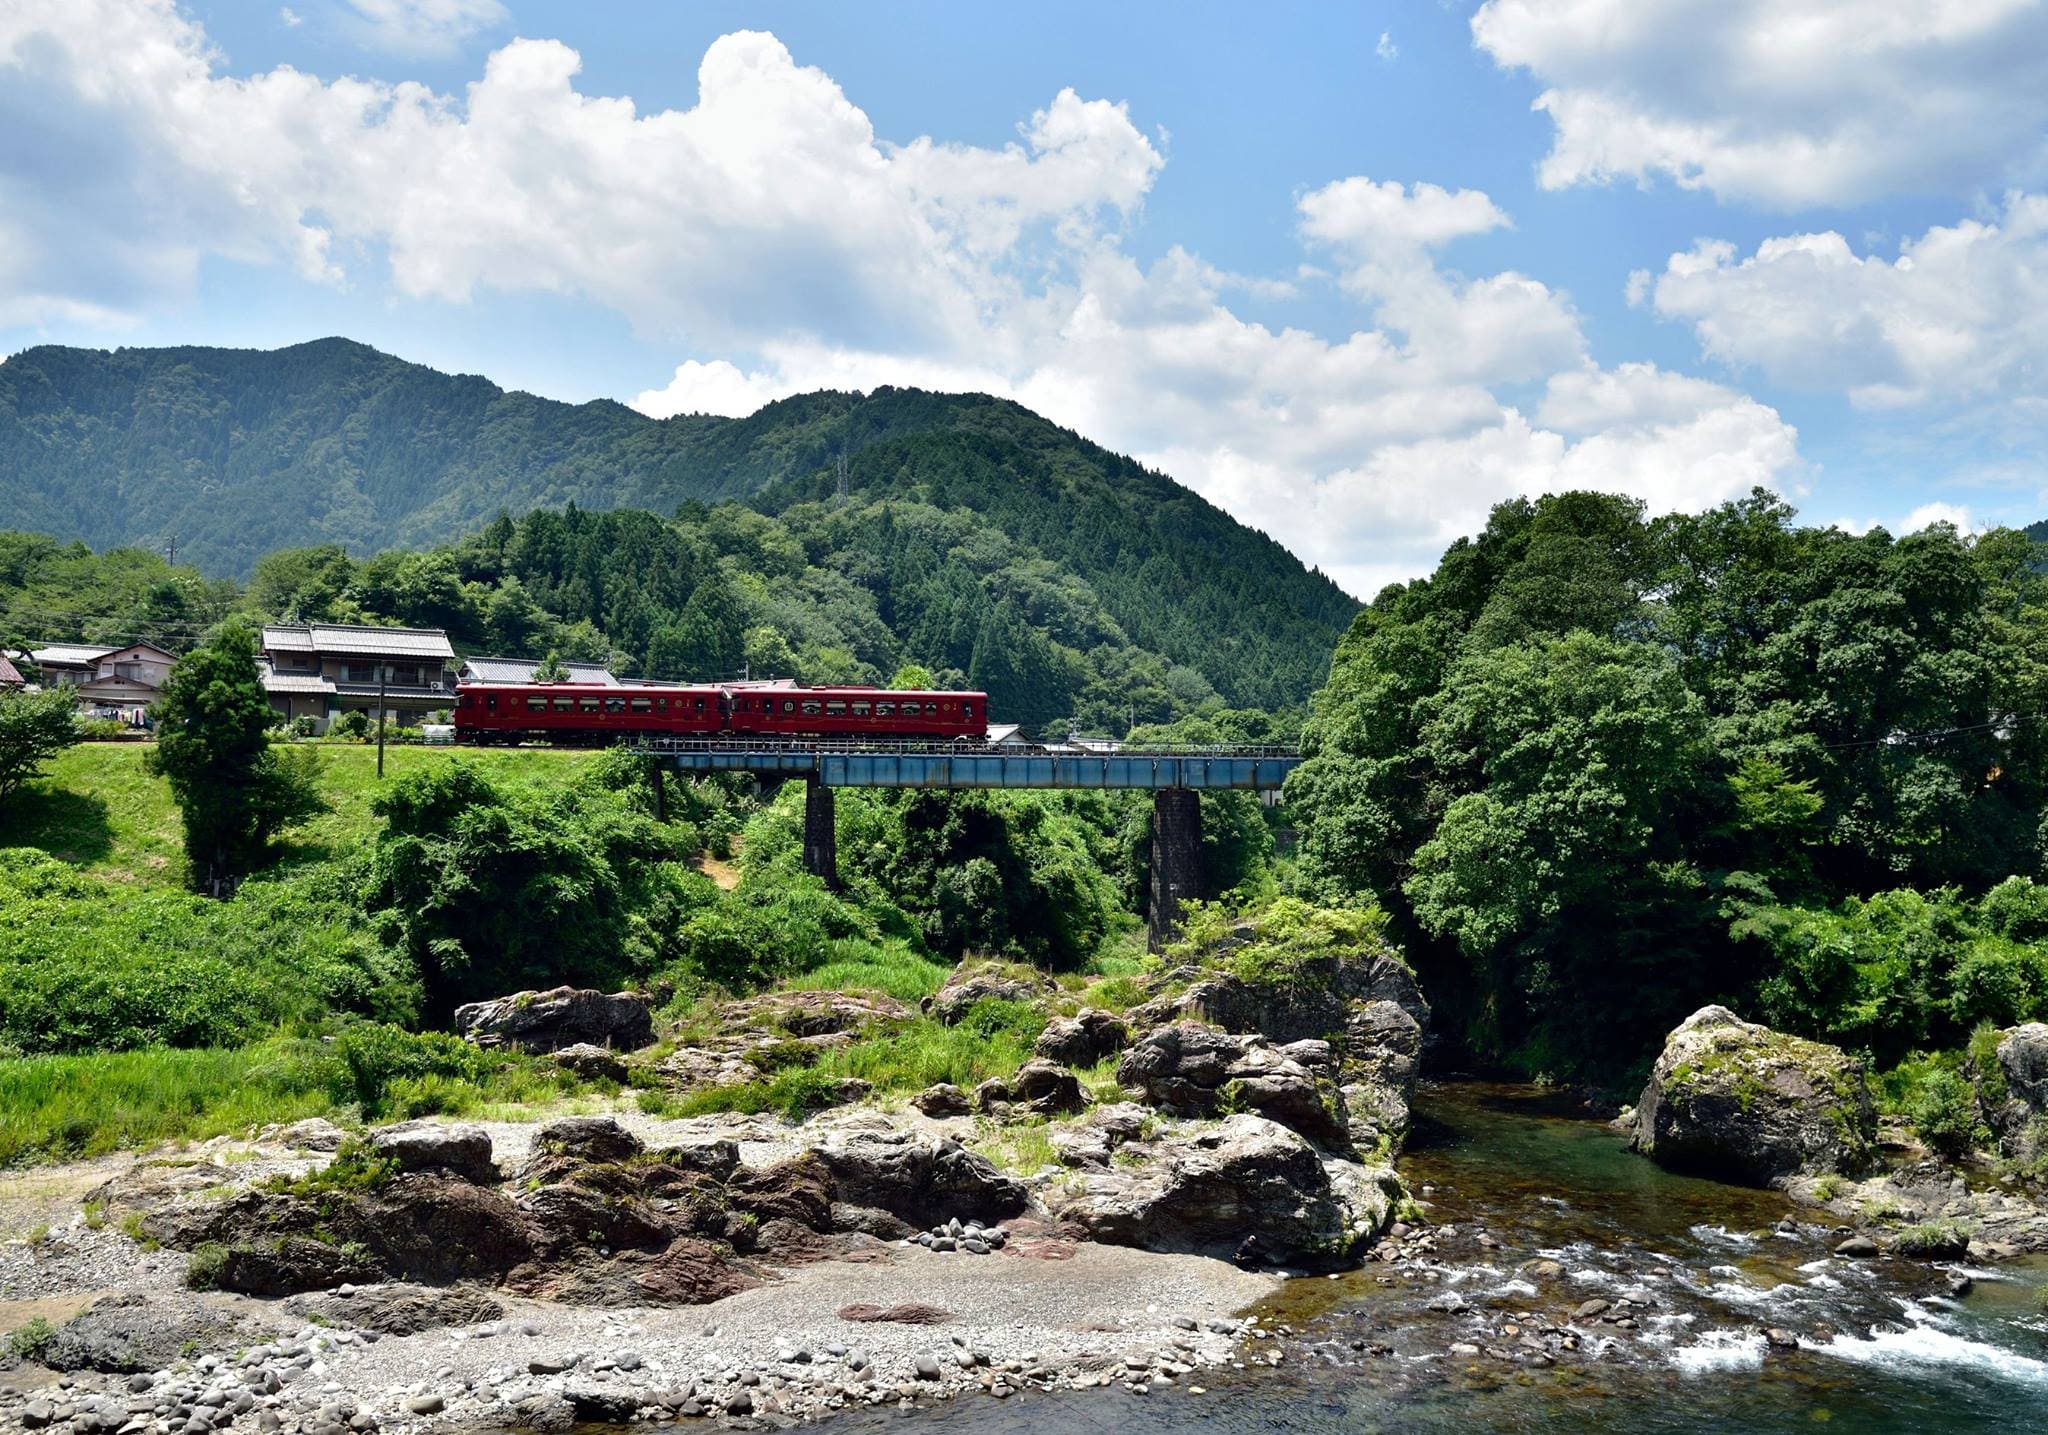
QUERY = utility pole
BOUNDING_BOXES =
[165,534,179,566]
[375,663,389,778]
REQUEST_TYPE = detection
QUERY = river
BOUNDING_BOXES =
[818,1081,2048,1433]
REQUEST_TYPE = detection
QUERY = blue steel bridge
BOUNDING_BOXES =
[634,737,1302,947]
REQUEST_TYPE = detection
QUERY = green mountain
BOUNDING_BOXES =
[0,338,1356,711]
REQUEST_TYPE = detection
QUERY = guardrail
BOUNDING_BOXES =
[631,736,1302,790]
[627,736,1300,759]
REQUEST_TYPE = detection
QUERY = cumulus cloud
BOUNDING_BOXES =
[1471,0,2048,206]
[0,0,1805,593]
[344,0,507,57]
[1646,193,2048,415]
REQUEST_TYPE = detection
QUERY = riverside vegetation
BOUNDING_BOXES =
[3,480,2048,1428]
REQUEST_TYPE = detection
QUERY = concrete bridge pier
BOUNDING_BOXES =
[1148,788,1202,952]
[803,779,839,889]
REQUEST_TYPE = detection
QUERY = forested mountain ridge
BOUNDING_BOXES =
[0,339,1354,709]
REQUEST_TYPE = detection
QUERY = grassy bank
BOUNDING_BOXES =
[0,743,601,889]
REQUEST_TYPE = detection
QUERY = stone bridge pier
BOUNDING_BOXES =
[802,779,839,890]
[1148,787,1202,952]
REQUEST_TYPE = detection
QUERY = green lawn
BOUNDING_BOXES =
[0,742,601,888]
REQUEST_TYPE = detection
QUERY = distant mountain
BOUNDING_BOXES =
[0,339,1356,709]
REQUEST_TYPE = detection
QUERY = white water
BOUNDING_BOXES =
[1806,1300,2048,1390]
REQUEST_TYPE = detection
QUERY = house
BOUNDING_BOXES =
[0,654,23,690]
[459,656,621,686]
[27,641,176,717]
[260,623,457,731]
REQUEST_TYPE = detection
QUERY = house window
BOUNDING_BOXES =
[343,662,379,684]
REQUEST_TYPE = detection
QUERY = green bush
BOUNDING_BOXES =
[1910,1069,1989,1160]
[184,1243,228,1290]
[0,849,415,1053]
[6,1316,53,1359]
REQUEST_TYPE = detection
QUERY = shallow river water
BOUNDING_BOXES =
[822,1081,2048,1433]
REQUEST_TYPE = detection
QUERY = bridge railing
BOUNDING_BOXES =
[627,735,1302,760]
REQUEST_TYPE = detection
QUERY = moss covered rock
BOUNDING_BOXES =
[1630,1005,1875,1186]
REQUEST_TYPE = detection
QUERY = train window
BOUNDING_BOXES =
[825,701,847,716]
[876,702,895,716]
[580,698,601,713]
[552,697,574,712]
[962,703,973,719]
[630,697,652,713]
[526,696,547,711]
[801,701,821,716]
[605,697,627,713]
[486,693,498,711]
[900,701,920,715]
[851,701,870,716]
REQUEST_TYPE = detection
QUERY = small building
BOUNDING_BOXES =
[0,654,23,690]
[260,623,457,731]
[460,656,621,686]
[27,641,175,718]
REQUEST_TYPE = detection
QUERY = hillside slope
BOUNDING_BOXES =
[0,340,1355,708]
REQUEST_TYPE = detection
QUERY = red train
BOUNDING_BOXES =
[453,680,989,744]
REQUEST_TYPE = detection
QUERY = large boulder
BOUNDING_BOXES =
[454,985,656,1053]
[814,1129,1028,1228]
[1010,1058,1085,1115]
[926,961,1055,1024]
[368,1121,497,1183]
[1035,1009,1131,1066]
[1630,1006,1876,1185]
[1129,947,1429,1048]
[1117,1021,1348,1146]
[1976,1023,2048,1157]
[39,1294,285,1374]
[1044,1114,1398,1270]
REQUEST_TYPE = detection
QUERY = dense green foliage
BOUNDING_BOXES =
[362,757,708,1015]
[0,688,80,808]
[1290,490,2048,1082]
[146,622,326,892]
[0,849,411,1054]
[0,530,235,654]
[0,340,1353,712]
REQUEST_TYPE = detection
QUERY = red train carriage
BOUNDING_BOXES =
[453,680,988,745]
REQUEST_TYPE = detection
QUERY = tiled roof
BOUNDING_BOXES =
[0,656,24,686]
[263,623,456,661]
[29,643,117,667]
[261,672,338,695]
[461,656,621,685]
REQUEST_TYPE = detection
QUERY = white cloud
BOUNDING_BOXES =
[1647,193,2048,416]
[344,0,506,57]
[1471,0,2048,207]
[1904,501,1974,533]
[280,7,303,27]
[0,1,1805,594]
[1376,31,1398,62]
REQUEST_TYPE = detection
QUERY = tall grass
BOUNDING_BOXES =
[779,939,951,1002]
[0,1028,584,1167]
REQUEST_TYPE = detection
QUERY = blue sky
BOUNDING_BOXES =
[4,0,2046,592]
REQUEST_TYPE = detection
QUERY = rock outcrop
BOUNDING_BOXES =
[453,986,656,1053]
[1044,1114,1398,1269]
[1975,1022,2048,1157]
[1009,1058,1085,1115]
[925,962,1055,1024]
[368,1120,498,1183]
[1034,1009,1131,1066]
[813,1128,1028,1229]
[1630,1006,1876,1185]
[1116,1022,1347,1146]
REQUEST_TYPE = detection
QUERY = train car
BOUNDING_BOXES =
[452,680,988,744]
[722,684,985,741]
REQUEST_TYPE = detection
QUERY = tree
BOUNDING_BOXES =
[0,688,81,809]
[888,663,935,690]
[531,650,570,684]
[147,622,326,894]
